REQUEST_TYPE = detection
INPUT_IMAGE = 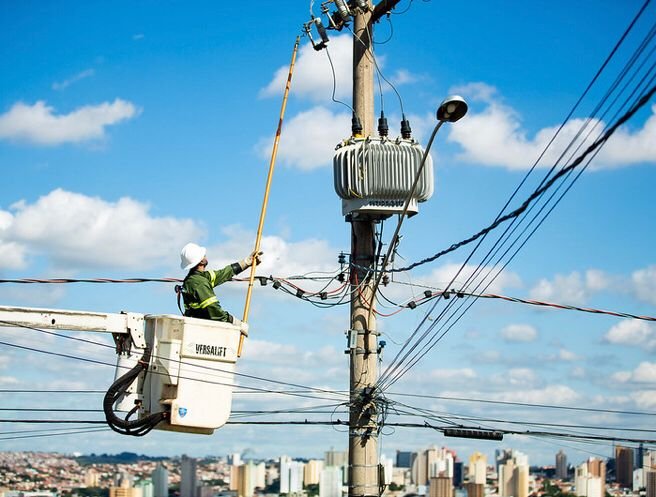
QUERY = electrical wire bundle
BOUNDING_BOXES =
[373,0,656,393]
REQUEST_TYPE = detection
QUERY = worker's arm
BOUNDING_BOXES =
[208,252,263,288]
[207,265,239,288]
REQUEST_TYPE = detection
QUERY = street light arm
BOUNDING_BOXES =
[367,119,445,325]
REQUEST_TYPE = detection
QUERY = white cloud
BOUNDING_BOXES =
[1,189,203,271]
[205,225,339,293]
[507,368,537,385]
[557,348,578,361]
[260,36,353,102]
[422,262,521,294]
[631,390,656,409]
[603,319,656,350]
[0,376,19,385]
[429,368,477,380]
[632,265,656,305]
[390,69,419,86]
[438,385,580,409]
[490,384,580,404]
[446,83,656,170]
[501,324,538,343]
[529,270,608,306]
[256,106,350,170]
[612,362,656,384]
[0,99,139,146]
[52,69,95,91]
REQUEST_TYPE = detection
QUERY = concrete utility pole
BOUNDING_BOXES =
[348,2,400,497]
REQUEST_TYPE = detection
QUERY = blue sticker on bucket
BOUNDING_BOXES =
[178,407,188,418]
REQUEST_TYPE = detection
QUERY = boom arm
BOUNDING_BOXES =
[0,305,146,348]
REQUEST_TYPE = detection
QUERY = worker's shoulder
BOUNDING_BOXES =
[184,270,212,286]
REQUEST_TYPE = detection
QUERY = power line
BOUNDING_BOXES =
[0,427,109,441]
[0,389,104,394]
[0,337,346,404]
[384,84,656,275]
[376,14,656,390]
[0,320,349,402]
[386,392,656,416]
[379,282,656,322]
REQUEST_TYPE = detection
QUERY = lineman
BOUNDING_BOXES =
[179,242,262,330]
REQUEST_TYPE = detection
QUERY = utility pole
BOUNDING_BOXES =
[348,2,400,497]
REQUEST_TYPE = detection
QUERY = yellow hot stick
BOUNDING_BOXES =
[238,37,300,357]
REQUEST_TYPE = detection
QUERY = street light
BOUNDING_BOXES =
[437,95,468,123]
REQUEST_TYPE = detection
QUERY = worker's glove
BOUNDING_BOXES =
[239,251,264,270]
[231,317,249,337]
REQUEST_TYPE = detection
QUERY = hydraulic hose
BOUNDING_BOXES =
[103,348,167,436]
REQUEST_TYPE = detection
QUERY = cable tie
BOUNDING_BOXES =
[296,289,304,298]
[320,292,328,300]
[407,301,417,310]
[272,281,281,290]
[423,290,432,298]
[258,277,268,286]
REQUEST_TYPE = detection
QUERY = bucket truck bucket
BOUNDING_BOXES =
[140,315,241,435]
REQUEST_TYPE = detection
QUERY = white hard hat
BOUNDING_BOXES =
[180,243,206,271]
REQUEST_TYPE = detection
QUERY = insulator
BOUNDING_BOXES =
[400,115,412,139]
[334,0,352,21]
[378,111,389,137]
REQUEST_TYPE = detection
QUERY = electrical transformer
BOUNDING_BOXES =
[333,136,434,218]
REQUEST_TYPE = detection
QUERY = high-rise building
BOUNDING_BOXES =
[465,483,484,497]
[110,488,142,497]
[412,447,455,486]
[646,470,656,497]
[575,458,606,497]
[556,451,568,480]
[114,471,133,488]
[305,460,324,486]
[454,461,464,488]
[325,450,348,468]
[228,453,242,467]
[152,463,169,497]
[498,451,528,497]
[253,462,266,490]
[429,476,453,497]
[85,468,100,487]
[320,466,343,497]
[397,451,416,469]
[134,480,154,497]
[180,455,198,497]
[380,454,394,486]
[616,446,634,488]
[468,452,487,485]
[236,461,260,497]
[636,450,656,492]
[280,456,305,495]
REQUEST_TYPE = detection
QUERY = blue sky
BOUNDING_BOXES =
[0,0,655,467]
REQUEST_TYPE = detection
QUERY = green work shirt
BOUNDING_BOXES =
[182,263,242,322]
